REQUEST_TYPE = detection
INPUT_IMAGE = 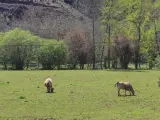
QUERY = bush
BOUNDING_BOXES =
[155,55,160,69]
[0,28,41,70]
[0,33,9,70]
[19,96,26,99]
[64,28,92,69]
[38,40,68,70]
[114,36,134,69]
[54,42,68,69]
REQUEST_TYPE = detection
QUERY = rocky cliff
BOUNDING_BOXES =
[0,0,99,39]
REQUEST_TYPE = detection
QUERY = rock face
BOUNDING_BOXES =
[0,0,94,39]
[72,0,104,17]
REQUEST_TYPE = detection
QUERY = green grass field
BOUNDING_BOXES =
[0,70,160,120]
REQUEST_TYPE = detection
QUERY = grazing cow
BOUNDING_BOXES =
[114,81,135,96]
[44,77,53,93]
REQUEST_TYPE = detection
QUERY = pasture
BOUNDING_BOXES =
[0,70,160,120]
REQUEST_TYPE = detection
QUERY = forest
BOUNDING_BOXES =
[0,0,160,70]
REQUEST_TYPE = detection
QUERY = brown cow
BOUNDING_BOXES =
[115,81,135,96]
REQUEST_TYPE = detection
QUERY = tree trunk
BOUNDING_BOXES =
[104,57,107,69]
[100,41,105,70]
[15,47,24,70]
[15,62,24,70]
[92,15,96,69]
[135,25,141,70]
[57,64,60,70]
[108,24,111,69]
[3,62,7,70]
[154,20,159,52]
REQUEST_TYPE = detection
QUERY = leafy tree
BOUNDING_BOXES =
[101,0,125,69]
[38,40,67,70]
[150,0,160,51]
[64,28,92,69]
[2,28,41,70]
[155,55,160,69]
[0,33,9,69]
[126,0,153,69]
[54,42,68,70]
[114,36,134,69]
[141,28,156,69]
[101,0,159,70]
[89,0,101,69]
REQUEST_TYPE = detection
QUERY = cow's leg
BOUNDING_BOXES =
[51,88,53,93]
[49,87,52,93]
[118,89,120,96]
[48,82,52,93]
[125,90,126,96]
[47,87,50,93]
[130,91,132,96]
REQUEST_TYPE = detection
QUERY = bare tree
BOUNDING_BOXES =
[64,27,92,69]
[88,0,101,69]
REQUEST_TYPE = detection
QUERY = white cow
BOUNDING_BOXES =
[44,77,53,93]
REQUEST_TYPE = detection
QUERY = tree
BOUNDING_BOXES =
[0,32,9,70]
[114,36,134,69]
[64,27,92,69]
[2,28,40,70]
[150,0,160,52]
[101,0,125,69]
[126,0,152,69]
[38,40,67,70]
[54,42,68,70]
[87,0,102,69]
[101,0,160,70]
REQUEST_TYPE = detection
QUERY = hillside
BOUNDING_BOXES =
[72,0,104,18]
[0,0,99,39]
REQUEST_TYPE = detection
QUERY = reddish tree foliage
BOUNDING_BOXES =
[64,27,93,69]
[114,35,136,69]
[103,35,136,69]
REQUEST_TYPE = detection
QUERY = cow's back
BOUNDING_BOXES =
[44,78,52,88]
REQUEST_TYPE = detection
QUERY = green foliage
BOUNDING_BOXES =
[101,0,160,69]
[0,33,9,69]
[141,29,155,54]
[19,96,26,99]
[141,28,157,69]
[1,28,41,70]
[38,39,68,70]
[0,29,68,70]
[153,0,160,8]
[155,55,160,69]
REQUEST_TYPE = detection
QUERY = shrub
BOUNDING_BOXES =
[1,28,41,70]
[114,36,134,69]
[64,27,92,69]
[54,42,68,69]
[19,96,26,99]
[0,33,9,70]
[155,55,160,69]
[38,39,68,70]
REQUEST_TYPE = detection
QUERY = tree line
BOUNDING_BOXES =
[99,0,160,69]
[0,27,160,70]
[0,28,68,70]
[0,28,94,70]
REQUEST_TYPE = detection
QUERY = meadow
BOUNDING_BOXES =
[0,70,160,120]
